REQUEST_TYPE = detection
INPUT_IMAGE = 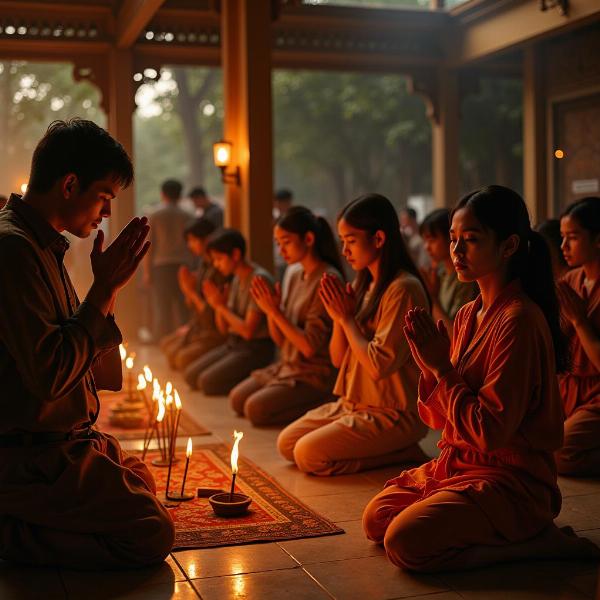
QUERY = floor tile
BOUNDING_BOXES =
[279,519,383,565]
[297,488,379,523]
[60,562,182,599]
[558,495,600,531]
[98,581,200,600]
[558,477,600,499]
[0,563,65,600]
[191,568,331,599]
[438,560,597,600]
[305,555,448,600]
[173,542,298,579]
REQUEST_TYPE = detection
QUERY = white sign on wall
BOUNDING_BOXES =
[572,179,599,195]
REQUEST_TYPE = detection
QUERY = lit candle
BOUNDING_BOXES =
[143,365,153,383]
[119,344,127,362]
[125,355,134,400]
[180,438,193,497]
[170,390,183,459]
[141,396,165,461]
[137,374,149,412]
[230,430,244,501]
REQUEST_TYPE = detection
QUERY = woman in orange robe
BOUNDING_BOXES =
[556,197,600,475]
[362,185,599,572]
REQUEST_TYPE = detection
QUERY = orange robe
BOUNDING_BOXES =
[362,281,564,571]
[556,267,600,475]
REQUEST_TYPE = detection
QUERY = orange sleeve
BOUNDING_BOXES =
[420,310,543,452]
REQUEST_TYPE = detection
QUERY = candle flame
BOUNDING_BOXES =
[119,344,126,361]
[174,389,182,409]
[166,394,173,406]
[137,374,147,390]
[186,437,193,458]
[125,356,134,369]
[143,365,152,382]
[165,381,173,395]
[230,430,244,474]
[156,397,165,422]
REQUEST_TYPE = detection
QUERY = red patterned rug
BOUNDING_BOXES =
[97,391,210,440]
[143,444,344,549]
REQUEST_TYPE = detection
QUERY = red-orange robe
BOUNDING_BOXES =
[557,266,600,475]
[362,281,564,571]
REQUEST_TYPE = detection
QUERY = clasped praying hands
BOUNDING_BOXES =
[250,276,281,315]
[202,279,228,309]
[403,307,453,382]
[318,273,355,323]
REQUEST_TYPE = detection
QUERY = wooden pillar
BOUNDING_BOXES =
[432,68,460,208]
[523,45,547,222]
[107,48,138,339]
[221,0,274,272]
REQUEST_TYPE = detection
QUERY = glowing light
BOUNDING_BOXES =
[186,437,193,458]
[20,183,28,194]
[143,365,153,382]
[230,430,244,474]
[137,374,147,390]
[119,344,127,361]
[174,390,182,410]
[125,357,134,370]
[554,149,565,159]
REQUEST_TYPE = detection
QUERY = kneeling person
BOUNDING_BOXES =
[0,119,174,569]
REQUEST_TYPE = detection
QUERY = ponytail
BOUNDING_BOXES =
[454,186,569,373]
[277,206,345,279]
[521,230,569,372]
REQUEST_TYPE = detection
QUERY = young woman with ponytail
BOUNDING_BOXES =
[556,196,600,475]
[229,206,344,426]
[277,194,430,476]
[363,185,599,572]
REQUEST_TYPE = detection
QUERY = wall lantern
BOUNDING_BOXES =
[213,140,240,186]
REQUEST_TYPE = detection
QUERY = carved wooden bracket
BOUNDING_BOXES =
[72,56,110,114]
[406,68,439,124]
[539,0,569,16]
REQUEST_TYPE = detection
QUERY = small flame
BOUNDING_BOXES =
[143,365,152,382]
[230,430,244,474]
[165,381,173,395]
[156,396,166,422]
[125,356,134,369]
[174,390,182,410]
[119,344,126,361]
[137,374,147,390]
[186,437,193,458]
[166,394,173,407]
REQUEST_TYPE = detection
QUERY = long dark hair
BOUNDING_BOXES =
[338,193,430,325]
[453,185,569,373]
[277,206,345,277]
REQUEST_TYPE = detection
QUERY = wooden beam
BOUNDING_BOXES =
[450,0,600,65]
[116,0,166,49]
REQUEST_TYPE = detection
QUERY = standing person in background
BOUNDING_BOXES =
[537,219,570,281]
[278,194,430,476]
[556,197,600,476]
[273,189,294,281]
[144,179,194,341]
[400,206,430,271]
[189,186,223,229]
[230,206,344,426]
[420,208,478,331]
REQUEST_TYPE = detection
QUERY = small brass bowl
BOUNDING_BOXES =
[208,492,252,517]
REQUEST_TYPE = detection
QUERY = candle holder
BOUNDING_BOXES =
[166,490,195,502]
[209,492,252,517]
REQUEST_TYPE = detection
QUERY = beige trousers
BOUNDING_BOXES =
[277,400,428,476]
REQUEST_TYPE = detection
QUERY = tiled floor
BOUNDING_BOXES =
[2,346,599,599]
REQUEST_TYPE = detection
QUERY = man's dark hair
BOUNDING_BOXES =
[161,179,183,201]
[189,186,207,198]
[184,217,217,241]
[275,188,293,202]
[28,119,133,194]
[419,208,450,240]
[207,228,246,258]
[403,207,417,221]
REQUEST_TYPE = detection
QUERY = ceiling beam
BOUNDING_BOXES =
[450,0,600,65]
[116,0,166,49]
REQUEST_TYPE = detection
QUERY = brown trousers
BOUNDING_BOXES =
[277,401,428,476]
[229,376,329,426]
[556,404,600,476]
[0,432,174,570]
